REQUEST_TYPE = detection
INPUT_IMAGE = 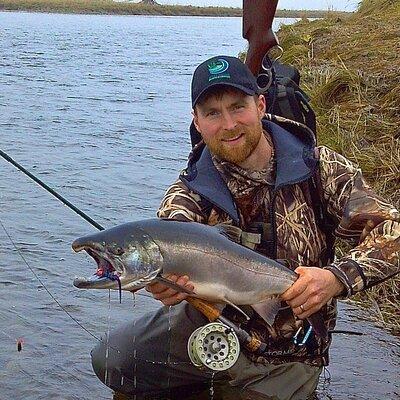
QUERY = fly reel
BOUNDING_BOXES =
[187,322,240,371]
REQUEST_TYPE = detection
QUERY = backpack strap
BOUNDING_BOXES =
[263,58,317,135]
[270,78,317,134]
[294,89,317,134]
[275,81,299,122]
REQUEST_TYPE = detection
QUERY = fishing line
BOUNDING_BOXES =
[0,219,121,389]
[0,217,101,342]
[319,366,332,398]
[0,214,161,360]
[0,149,112,341]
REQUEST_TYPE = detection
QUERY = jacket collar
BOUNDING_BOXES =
[262,116,317,189]
[180,116,318,223]
[181,146,239,221]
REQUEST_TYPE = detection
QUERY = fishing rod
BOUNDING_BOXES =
[0,149,104,231]
[0,148,113,344]
[0,148,226,340]
[0,148,365,367]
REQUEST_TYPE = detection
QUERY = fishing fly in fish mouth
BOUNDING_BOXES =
[72,245,122,288]
[72,226,163,293]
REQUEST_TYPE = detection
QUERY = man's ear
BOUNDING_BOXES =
[257,94,267,118]
[192,109,202,134]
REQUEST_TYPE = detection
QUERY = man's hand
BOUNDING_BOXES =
[281,267,344,319]
[146,274,194,306]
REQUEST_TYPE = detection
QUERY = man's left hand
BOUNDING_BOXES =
[281,267,344,319]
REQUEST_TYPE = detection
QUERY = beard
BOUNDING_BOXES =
[205,122,263,165]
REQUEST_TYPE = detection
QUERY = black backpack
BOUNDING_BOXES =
[258,55,316,134]
[260,56,337,263]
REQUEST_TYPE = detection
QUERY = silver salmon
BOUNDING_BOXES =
[72,218,327,336]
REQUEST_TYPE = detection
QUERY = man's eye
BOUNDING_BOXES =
[207,111,219,117]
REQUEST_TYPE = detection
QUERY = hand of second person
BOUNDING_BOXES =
[145,274,195,306]
[281,267,344,319]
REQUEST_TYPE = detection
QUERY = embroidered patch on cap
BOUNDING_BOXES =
[207,58,230,81]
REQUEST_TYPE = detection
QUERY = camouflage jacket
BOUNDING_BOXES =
[157,114,400,367]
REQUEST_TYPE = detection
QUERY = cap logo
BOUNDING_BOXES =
[208,59,229,74]
[207,58,230,81]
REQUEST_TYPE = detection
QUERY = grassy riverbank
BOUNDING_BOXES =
[0,0,346,18]
[276,0,399,333]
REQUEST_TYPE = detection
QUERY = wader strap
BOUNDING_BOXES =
[241,222,273,250]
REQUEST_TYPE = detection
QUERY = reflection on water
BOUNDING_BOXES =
[0,11,398,400]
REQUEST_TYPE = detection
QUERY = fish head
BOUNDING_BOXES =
[72,222,163,291]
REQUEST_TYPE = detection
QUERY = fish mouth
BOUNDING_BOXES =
[72,245,161,291]
[73,246,124,290]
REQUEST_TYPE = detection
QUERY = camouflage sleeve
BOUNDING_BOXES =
[318,146,400,297]
[156,179,207,223]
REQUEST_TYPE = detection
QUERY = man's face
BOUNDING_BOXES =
[193,89,266,165]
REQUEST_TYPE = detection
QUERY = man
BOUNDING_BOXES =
[91,56,400,399]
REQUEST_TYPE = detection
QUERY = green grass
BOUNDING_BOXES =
[276,0,399,334]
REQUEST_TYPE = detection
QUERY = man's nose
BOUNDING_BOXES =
[221,111,237,130]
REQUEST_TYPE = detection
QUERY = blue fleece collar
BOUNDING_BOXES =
[181,147,239,221]
[262,119,317,189]
[180,119,318,223]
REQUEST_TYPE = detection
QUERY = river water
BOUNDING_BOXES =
[0,11,398,400]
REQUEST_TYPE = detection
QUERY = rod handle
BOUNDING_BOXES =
[186,297,221,322]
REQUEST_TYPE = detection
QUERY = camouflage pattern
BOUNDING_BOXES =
[319,146,400,295]
[157,133,400,367]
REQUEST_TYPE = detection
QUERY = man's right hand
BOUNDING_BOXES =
[145,274,194,306]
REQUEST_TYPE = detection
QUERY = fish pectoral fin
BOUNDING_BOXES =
[251,298,282,326]
[154,276,196,295]
[215,223,242,244]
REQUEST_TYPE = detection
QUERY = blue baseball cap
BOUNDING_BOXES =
[191,55,259,107]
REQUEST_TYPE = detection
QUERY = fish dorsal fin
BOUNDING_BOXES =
[251,298,282,326]
[155,276,196,295]
[215,223,242,244]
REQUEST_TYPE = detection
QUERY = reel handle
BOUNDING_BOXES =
[186,297,221,322]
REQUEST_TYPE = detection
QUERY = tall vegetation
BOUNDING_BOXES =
[276,0,399,333]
